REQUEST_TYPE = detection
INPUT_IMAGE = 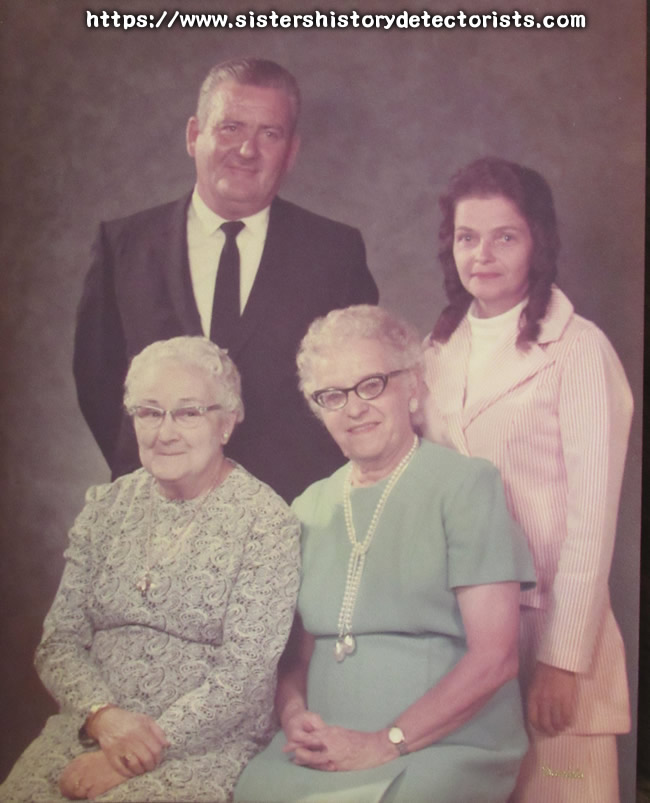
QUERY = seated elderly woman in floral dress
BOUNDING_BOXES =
[0,336,301,803]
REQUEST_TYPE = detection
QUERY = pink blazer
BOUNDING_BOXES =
[422,286,631,733]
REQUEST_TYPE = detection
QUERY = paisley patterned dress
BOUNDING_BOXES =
[1,465,301,802]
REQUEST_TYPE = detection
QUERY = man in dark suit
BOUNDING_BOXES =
[73,58,378,502]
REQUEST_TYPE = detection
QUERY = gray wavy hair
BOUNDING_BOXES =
[297,305,423,414]
[196,57,301,131]
[124,336,245,424]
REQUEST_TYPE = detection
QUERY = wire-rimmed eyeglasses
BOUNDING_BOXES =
[127,404,222,429]
[311,370,406,411]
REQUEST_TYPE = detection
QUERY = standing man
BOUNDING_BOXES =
[73,58,378,502]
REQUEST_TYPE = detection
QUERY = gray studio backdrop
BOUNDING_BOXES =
[0,0,645,798]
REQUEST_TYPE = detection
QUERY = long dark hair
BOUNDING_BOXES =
[431,157,560,349]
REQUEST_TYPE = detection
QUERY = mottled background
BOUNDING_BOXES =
[0,0,645,798]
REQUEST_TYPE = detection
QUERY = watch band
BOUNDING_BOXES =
[78,703,113,747]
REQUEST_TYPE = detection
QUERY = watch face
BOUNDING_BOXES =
[388,726,404,744]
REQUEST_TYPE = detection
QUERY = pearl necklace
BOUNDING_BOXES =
[136,470,224,597]
[335,436,419,662]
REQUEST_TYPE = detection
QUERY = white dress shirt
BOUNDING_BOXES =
[187,187,270,335]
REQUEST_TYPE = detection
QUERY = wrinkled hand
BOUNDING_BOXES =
[59,750,125,800]
[88,706,169,777]
[283,709,328,753]
[287,725,392,772]
[527,661,577,736]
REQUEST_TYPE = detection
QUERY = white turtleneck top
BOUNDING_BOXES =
[464,298,527,409]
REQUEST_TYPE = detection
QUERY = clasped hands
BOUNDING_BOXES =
[59,706,169,799]
[282,710,396,772]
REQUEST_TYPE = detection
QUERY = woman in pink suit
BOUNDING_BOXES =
[421,157,632,802]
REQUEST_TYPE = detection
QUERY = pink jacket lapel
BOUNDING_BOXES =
[427,286,576,440]
[463,287,575,427]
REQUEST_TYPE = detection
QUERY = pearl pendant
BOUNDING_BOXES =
[334,633,356,662]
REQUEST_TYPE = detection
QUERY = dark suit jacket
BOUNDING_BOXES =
[73,194,379,502]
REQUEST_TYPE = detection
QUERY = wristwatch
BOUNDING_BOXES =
[388,725,409,756]
[78,703,112,747]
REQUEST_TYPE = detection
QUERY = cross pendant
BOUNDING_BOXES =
[136,574,152,597]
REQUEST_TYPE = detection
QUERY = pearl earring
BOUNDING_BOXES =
[222,432,230,443]
[408,398,418,414]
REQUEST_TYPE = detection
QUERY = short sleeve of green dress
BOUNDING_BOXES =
[234,440,536,803]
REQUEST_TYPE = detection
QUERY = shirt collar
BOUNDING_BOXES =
[468,296,528,329]
[190,186,270,237]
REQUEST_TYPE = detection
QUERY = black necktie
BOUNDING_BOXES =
[210,220,244,349]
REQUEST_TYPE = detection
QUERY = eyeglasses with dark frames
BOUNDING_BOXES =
[127,404,222,429]
[311,370,407,411]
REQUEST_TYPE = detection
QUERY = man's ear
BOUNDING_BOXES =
[286,133,301,173]
[186,116,200,158]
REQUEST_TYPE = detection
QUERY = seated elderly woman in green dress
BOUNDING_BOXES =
[0,336,300,803]
[234,305,536,803]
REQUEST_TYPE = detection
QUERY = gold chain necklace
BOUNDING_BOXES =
[135,468,225,597]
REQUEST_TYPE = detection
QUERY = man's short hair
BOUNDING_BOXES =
[196,57,301,131]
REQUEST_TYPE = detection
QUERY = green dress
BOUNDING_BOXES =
[234,441,535,803]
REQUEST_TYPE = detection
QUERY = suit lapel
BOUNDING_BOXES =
[226,197,292,358]
[159,194,203,335]
[433,287,574,438]
[462,287,574,428]
[461,335,550,428]
[431,322,472,453]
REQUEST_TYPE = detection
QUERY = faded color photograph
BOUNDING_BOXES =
[0,0,644,800]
